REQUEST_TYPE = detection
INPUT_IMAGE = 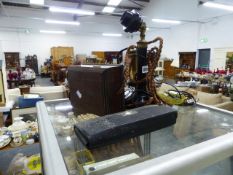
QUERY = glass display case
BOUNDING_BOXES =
[37,99,233,175]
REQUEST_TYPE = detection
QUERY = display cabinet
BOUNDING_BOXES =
[179,52,196,71]
[25,55,39,75]
[37,99,233,175]
[4,52,20,69]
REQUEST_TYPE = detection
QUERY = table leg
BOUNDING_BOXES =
[144,133,151,155]
[8,82,12,89]
[0,112,4,127]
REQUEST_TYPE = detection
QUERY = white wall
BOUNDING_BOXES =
[146,14,233,70]
[0,31,138,70]
[142,0,233,70]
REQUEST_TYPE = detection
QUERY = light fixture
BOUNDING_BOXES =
[45,19,80,26]
[49,6,95,16]
[40,30,66,34]
[203,1,233,11]
[102,33,122,37]
[107,0,122,6]
[30,0,44,5]
[152,19,181,24]
[102,6,115,13]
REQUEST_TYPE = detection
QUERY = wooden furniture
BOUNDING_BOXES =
[92,51,122,64]
[25,55,39,75]
[4,52,20,69]
[51,47,74,62]
[7,78,36,89]
[92,51,105,63]
[0,70,5,107]
[51,47,74,84]
[0,112,3,127]
[155,60,164,76]
[179,52,196,71]
[163,60,180,79]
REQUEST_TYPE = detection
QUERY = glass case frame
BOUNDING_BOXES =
[37,99,233,175]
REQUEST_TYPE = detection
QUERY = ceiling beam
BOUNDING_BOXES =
[0,1,124,18]
[1,1,48,9]
[53,0,142,11]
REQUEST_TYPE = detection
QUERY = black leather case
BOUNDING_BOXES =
[74,105,177,149]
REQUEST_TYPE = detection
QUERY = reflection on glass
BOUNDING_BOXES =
[44,100,233,175]
[192,157,233,175]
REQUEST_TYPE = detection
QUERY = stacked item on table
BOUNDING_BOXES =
[18,94,43,108]
[0,117,39,149]
[175,81,200,88]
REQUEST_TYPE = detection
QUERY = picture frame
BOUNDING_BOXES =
[11,107,37,122]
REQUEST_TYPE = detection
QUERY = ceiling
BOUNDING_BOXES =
[0,0,149,34]
[0,0,233,35]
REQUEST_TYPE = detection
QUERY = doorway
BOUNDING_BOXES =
[198,49,211,70]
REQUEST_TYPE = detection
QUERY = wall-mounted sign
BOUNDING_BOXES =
[200,37,208,43]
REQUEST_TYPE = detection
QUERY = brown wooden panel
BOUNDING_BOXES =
[163,60,181,79]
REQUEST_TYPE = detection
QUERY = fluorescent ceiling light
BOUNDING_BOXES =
[102,33,122,37]
[45,19,80,26]
[203,1,233,11]
[107,0,122,6]
[30,0,44,5]
[102,6,115,13]
[40,30,66,34]
[49,6,95,16]
[152,19,181,24]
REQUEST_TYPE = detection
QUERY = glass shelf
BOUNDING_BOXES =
[38,99,233,175]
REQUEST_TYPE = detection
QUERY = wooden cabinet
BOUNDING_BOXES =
[92,51,105,62]
[163,60,180,79]
[51,47,74,64]
[179,52,196,71]
[25,55,39,75]
[50,47,74,84]
[92,51,122,64]
[155,60,164,76]
[4,52,20,69]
